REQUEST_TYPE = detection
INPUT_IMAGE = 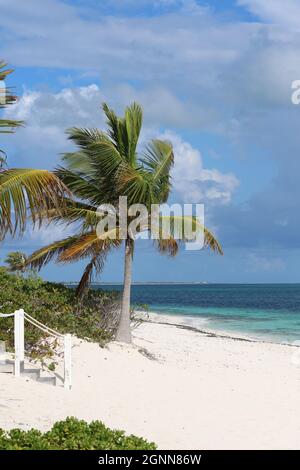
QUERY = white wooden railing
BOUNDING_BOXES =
[0,309,72,389]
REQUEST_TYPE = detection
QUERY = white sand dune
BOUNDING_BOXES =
[1,320,300,449]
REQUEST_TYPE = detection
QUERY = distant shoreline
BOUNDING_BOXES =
[64,281,300,286]
[65,281,209,286]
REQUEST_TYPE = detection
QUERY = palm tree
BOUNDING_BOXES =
[0,61,23,163]
[0,103,223,343]
[26,103,223,342]
[4,251,27,272]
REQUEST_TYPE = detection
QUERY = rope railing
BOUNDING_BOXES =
[0,309,72,389]
[24,312,64,338]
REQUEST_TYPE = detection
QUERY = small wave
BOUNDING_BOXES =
[134,309,210,329]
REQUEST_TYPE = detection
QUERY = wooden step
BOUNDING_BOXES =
[38,376,56,386]
[22,368,40,380]
[1,360,56,386]
[0,362,14,373]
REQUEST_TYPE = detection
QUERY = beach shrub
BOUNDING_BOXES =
[0,417,156,450]
[0,267,120,361]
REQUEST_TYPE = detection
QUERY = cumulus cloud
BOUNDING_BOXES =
[0,0,293,125]
[0,0,256,84]
[3,84,105,167]
[4,85,238,207]
[238,0,300,28]
[161,132,239,204]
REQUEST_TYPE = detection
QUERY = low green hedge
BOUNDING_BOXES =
[0,417,156,450]
[0,268,119,362]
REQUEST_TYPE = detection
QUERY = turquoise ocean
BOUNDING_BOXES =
[92,283,300,345]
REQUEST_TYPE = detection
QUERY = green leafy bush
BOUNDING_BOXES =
[0,417,156,450]
[0,268,119,360]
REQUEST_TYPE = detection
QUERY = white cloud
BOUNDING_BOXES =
[161,132,239,204]
[4,84,238,207]
[238,0,300,28]
[8,84,104,127]
[99,83,218,129]
[4,85,105,167]
[0,0,298,119]
[0,0,256,81]
[2,0,297,129]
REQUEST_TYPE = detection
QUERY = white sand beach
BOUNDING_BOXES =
[1,318,300,450]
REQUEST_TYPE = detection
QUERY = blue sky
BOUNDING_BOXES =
[1,0,300,283]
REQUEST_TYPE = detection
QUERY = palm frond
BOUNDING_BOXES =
[58,231,101,261]
[0,62,24,132]
[0,119,23,133]
[203,226,223,254]
[66,127,109,149]
[102,103,125,157]
[26,236,80,271]
[154,238,179,257]
[62,128,110,176]
[102,102,143,165]
[123,102,143,163]
[58,231,121,262]
[152,215,223,254]
[142,139,174,202]
[89,139,123,178]
[55,166,100,205]
[116,163,154,206]
[142,139,174,179]
[0,168,70,238]
[34,199,99,231]
[0,62,14,81]
[61,151,95,175]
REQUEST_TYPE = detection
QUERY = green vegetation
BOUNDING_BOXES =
[0,268,119,361]
[0,416,156,450]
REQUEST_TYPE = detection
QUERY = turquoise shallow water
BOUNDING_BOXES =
[92,284,300,344]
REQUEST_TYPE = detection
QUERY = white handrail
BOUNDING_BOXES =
[24,315,63,338]
[24,312,64,338]
[13,309,24,376]
[0,309,72,389]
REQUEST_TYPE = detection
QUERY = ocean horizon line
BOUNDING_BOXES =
[63,281,300,286]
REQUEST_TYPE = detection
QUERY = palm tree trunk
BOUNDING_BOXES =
[115,239,133,343]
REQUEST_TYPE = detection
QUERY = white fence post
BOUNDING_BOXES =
[19,309,24,372]
[64,334,72,390]
[14,310,20,377]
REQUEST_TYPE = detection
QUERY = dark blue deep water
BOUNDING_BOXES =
[92,284,300,344]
